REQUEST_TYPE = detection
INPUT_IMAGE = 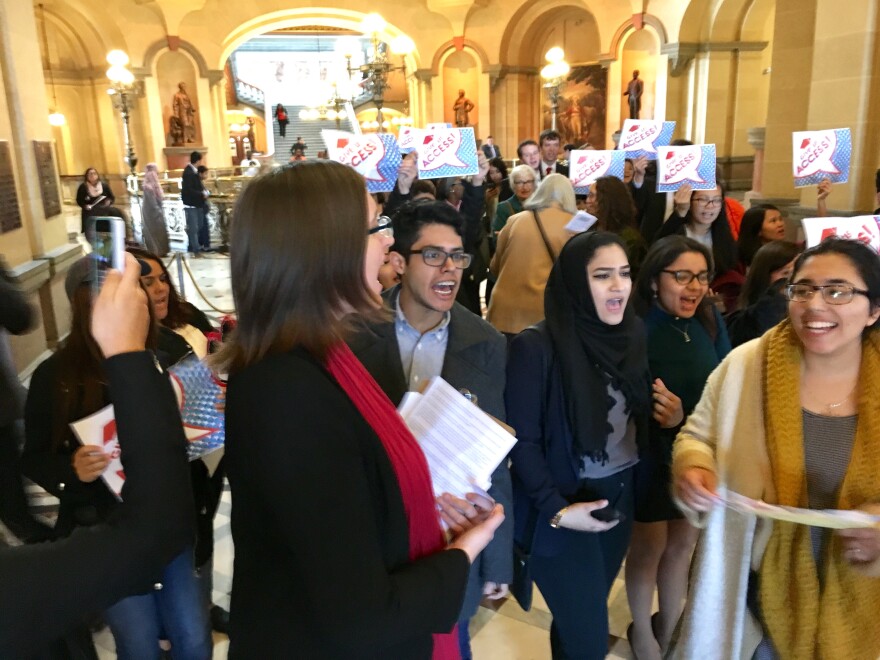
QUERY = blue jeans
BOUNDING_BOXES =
[104,548,211,660]
[184,207,202,254]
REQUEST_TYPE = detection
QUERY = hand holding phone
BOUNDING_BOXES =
[87,217,126,296]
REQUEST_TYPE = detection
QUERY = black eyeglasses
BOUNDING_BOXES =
[410,248,473,269]
[367,215,393,239]
[692,197,723,207]
[785,283,870,305]
[661,270,712,285]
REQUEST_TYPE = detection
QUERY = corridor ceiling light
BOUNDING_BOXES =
[545,47,565,64]
[107,65,135,86]
[48,112,66,126]
[106,49,130,67]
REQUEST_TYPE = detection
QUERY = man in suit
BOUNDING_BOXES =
[348,201,513,660]
[517,138,541,180]
[181,151,206,258]
[481,136,502,160]
[538,129,569,180]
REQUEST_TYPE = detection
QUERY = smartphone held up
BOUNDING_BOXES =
[86,217,126,296]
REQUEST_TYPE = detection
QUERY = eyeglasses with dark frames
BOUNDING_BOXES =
[692,196,723,207]
[785,283,870,305]
[367,215,393,239]
[661,269,712,285]
[410,248,473,269]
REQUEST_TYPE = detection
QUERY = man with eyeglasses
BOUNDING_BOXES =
[348,200,513,660]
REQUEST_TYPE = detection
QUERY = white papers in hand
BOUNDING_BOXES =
[565,211,598,234]
[722,489,880,529]
[70,404,125,501]
[398,377,517,498]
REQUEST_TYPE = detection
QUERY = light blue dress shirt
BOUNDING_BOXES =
[393,292,451,391]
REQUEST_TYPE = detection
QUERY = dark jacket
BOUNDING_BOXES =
[348,291,514,617]
[75,180,116,212]
[0,352,194,658]
[181,164,206,208]
[157,304,222,570]
[0,264,33,425]
[505,324,645,556]
[22,352,118,538]
[225,346,470,658]
[726,279,788,348]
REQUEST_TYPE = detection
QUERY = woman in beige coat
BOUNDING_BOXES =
[487,173,576,336]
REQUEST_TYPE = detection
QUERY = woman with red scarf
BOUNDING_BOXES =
[217,160,504,659]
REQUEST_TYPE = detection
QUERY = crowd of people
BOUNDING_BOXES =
[3,121,880,660]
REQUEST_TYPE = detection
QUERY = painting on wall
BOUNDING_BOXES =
[543,64,607,149]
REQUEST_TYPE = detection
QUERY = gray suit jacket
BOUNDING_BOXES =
[348,289,514,618]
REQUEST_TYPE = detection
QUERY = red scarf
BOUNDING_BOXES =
[325,342,460,660]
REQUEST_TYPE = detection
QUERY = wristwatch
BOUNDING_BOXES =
[549,506,569,529]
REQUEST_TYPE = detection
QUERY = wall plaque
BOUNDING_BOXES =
[33,140,61,218]
[0,142,22,233]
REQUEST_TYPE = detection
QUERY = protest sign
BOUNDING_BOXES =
[657,144,717,192]
[792,128,851,188]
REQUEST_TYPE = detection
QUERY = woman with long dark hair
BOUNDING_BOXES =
[22,257,211,659]
[727,240,801,347]
[736,204,785,268]
[587,175,647,277]
[673,238,880,658]
[657,183,742,312]
[76,167,125,234]
[625,236,731,659]
[506,231,654,657]
[216,161,504,657]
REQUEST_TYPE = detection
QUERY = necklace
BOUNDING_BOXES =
[669,320,691,343]
[825,385,858,413]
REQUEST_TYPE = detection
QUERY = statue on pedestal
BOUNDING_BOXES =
[623,70,644,120]
[452,89,474,127]
[171,82,196,145]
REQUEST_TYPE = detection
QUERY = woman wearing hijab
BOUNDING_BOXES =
[141,164,170,257]
[506,231,654,658]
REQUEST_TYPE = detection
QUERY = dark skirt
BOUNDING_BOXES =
[633,429,683,522]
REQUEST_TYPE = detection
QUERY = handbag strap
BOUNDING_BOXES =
[533,210,557,263]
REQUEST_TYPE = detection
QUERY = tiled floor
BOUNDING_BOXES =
[40,214,647,657]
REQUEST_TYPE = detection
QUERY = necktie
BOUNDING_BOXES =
[546,167,552,176]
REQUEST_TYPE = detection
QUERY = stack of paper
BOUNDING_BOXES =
[398,377,516,498]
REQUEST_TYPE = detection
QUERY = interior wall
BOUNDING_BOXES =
[536,14,601,64]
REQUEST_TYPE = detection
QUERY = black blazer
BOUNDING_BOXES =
[0,352,194,658]
[224,346,470,658]
[481,144,502,160]
[181,164,205,208]
[348,293,514,616]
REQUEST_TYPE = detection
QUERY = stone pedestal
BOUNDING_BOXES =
[164,146,209,171]
[744,126,766,207]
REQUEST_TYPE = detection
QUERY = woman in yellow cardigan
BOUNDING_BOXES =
[672,237,880,660]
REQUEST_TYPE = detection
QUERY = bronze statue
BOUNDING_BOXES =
[623,70,644,120]
[452,89,474,127]
[171,82,196,145]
